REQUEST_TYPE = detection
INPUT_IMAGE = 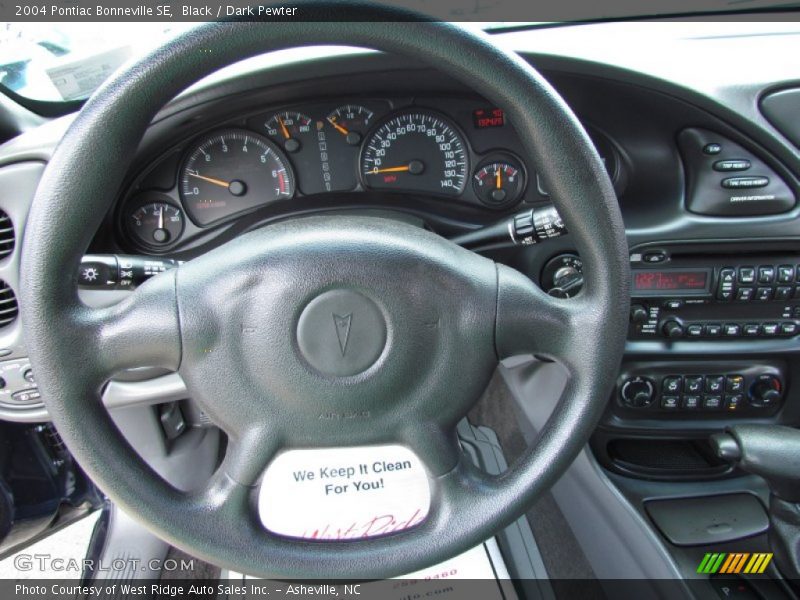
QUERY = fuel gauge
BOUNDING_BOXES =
[473,158,525,209]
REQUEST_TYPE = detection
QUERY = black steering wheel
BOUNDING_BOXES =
[20,9,629,579]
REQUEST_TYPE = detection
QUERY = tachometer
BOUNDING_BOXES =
[361,110,468,196]
[179,130,294,226]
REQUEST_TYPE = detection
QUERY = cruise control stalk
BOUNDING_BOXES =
[450,204,567,250]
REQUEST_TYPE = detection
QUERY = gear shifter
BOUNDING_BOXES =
[711,424,800,581]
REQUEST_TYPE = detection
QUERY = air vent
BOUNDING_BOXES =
[0,210,13,260]
[0,282,18,327]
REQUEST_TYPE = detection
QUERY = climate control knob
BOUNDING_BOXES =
[620,376,656,408]
[749,374,783,408]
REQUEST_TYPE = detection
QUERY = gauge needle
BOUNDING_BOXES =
[327,116,349,136]
[495,169,502,190]
[369,165,410,174]
[278,117,291,140]
[188,172,231,188]
[158,206,164,230]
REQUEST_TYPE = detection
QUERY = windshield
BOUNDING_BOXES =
[0,2,794,104]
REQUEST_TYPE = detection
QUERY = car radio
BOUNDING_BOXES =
[628,253,800,340]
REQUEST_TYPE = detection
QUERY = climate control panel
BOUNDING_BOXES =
[616,362,785,417]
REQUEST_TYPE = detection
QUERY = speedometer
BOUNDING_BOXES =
[361,110,468,196]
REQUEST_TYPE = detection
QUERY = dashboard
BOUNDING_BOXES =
[118,95,621,255]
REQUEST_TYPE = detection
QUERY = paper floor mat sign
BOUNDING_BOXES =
[258,445,431,539]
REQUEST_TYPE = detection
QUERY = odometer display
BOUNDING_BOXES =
[180,130,294,226]
[361,110,468,196]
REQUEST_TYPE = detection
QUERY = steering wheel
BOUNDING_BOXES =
[20,8,629,579]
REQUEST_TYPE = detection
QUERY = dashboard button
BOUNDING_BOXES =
[724,324,741,337]
[661,396,679,410]
[726,375,745,393]
[721,176,769,189]
[778,265,795,283]
[717,268,736,301]
[762,323,779,336]
[705,376,725,394]
[758,266,776,284]
[663,320,684,339]
[755,287,773,302]
[775,286,792,301]
[703,395,723,410]
[11,389,41,404]
[686,324,703,337]
[713,159,751,172]
[725,394,745,411]
[705,323,722,337]
[780,322,798,336]
[664,299,683,310]
[22,369,34,384]
[662,376,682,395]
[682,395,701,410]
[738,267,756,284]
[743,324,760,336]
[736,287,754,301]
[684,376,704,394]
[703,143,722,155]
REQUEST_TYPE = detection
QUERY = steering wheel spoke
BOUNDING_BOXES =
[495,264,598,369]
[78,270,181,382]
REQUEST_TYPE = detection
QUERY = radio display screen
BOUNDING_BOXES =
[633,270,709,293]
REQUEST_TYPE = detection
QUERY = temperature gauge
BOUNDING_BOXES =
[473,158,525,208]
[127,200,184,249]
[264,111,313,153]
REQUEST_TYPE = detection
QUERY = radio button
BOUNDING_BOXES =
[661,396,680,410]
[780,322,798,336]
[664,299,683,310]
[726,375,745,393]
[761,323,780,336]
[743,324,760,336]
[778,265,794,283]
[758,266,776,284]
[663,320,684,339]
[725,394,745,412]
[724,324,741,336]
[717,268,736,301]
[662,376,683,394]
[686,324,703,337]
[685,376,704,394]
[736,287,754,301]
[704,323,722,337]
[682,395,701,410]
[703,395,723,410]
[775,286,792,301]
[756,287,773,302]
[738,267,756,284]
[706,376,725,394]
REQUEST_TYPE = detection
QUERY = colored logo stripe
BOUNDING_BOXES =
[697,553,773,574]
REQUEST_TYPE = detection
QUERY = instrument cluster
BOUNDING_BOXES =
[121,96,623,252]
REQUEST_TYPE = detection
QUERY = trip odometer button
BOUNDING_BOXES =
[361,110,468,196]
[179,129,294,226]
